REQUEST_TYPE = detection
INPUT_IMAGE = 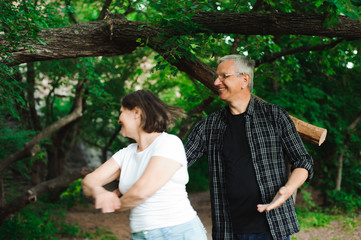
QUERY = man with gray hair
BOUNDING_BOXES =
[185,55,313,240]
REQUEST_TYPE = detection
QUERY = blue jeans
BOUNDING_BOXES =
[131,215,207,240]
[234,232,290,240]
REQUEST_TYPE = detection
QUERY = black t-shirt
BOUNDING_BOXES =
[222,107,269,234]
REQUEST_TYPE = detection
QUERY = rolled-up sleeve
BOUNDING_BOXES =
[278,108,314,181]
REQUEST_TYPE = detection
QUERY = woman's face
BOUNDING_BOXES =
[118,106,139,138]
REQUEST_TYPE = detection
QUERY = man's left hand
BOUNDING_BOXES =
[257,186,293,212]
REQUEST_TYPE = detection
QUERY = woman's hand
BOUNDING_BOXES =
[94,189,121,213]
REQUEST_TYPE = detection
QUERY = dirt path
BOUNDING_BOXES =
[66,191,360,240]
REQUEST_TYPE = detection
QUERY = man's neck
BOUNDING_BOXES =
[227,93,251,115]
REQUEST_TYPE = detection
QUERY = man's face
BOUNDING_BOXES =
[214,59,245,103]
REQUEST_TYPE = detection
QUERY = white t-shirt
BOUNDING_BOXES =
[112,132,196,233]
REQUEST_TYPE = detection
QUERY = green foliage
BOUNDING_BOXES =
[0,122,34,160]
[299,187,317,212]
[187,156,209,192]
[0,1,65,118]
[295,209,361,238]
[60,179,88,208]
[342,214,361,234]
[328,0,361,20]
[91,227,119,240]
[0,201,81,240]
[296,208,336,229]
[327,189,361,212]
[1,3,361,237]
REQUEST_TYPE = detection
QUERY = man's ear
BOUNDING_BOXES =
[242,73,250,89]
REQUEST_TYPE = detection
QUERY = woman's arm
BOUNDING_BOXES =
[117,156,182,212]
[82,158,121,213]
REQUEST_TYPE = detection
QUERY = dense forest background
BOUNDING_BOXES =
[1,0,361,239]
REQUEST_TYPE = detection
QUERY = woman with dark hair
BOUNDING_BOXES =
[82,90,207,240]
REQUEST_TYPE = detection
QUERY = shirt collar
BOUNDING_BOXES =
[220,94,256,119]
[245,94,256,117]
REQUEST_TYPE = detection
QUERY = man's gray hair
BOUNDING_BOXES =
[219,55,255,92]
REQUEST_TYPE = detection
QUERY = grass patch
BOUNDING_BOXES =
[296,207,336,230]
[295,206,361,239]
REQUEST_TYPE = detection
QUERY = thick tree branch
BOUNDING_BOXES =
[1,21,149,66]
[0,168,92,223]
[2,12,361,66]
[290,116,327,146]
[190,12,361,39]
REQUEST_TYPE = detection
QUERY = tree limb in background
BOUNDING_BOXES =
[102,125,121,163]
[0,167,93,224]
[26,62,42,131]
[0,85,83,173]
[46,79,87,179]
[97,0,113,21]
[256,39,344,67]
[65,0,77,24]
[178,96,215,140]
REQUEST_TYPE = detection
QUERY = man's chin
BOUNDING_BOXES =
[218,93,227,101]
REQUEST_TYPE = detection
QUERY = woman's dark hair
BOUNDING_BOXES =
[121,90,186,133]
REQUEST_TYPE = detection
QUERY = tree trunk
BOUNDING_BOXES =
[0,174,5,207]
[335,149,345,191]
[26,62,42,131]
[46,79,86,180]
[31,158,46,186]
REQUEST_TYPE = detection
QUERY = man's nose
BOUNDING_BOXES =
[214,77,221,86]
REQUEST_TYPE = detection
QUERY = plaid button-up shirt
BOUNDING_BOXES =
[185,95,313,240]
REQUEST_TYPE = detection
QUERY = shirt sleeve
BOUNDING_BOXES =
[278,107,314,181]
[153,134,187,166]
[112,144,136,168]
[112,148,125,167]
[184,119,207,167]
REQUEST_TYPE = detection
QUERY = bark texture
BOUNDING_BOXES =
[2,12,361,66]
[0,168,93,223]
